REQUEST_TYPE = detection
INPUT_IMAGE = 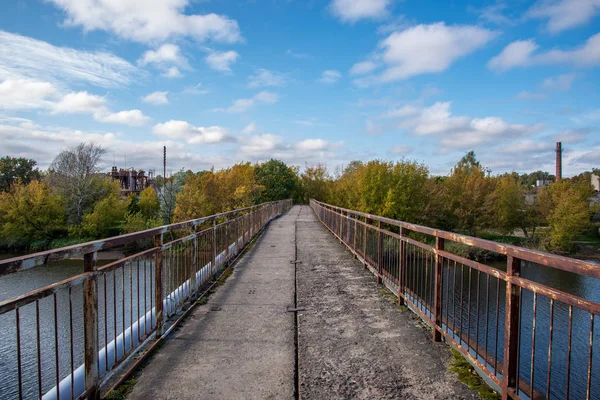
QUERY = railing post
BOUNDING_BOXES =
[225,217,229,263]
[398,227,406,305]
[377,220,383,284]
[153,233,164,334]
[502,256,522,399]
[433,237,445,342]
[83,252,99,399]
[353,214,357,257]
[212,218,217,276]
[363,217,368,269]
[191,227,197,293]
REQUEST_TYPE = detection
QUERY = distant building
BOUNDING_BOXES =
[592,174,600,192]
[109,166,157,195]
[535,179,552,188]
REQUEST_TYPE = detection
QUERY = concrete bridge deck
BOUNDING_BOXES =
[127,205,476,400]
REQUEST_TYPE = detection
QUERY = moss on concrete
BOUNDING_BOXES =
[449,349,499,400]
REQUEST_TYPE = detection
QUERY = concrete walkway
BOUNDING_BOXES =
[127,205,477,400]
[128,208,297,400]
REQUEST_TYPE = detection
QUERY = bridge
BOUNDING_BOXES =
[0,200,598,399]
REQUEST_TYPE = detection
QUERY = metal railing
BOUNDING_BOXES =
[311,199,599,400]
[0,199,292,400]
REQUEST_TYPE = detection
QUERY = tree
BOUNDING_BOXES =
[491,174,539,238]
[254,159,299,202]
[0,156,41,192]
[74,182,129,238]
[445,151,495,236]
[158,169,192,224]
[138,186,160,219]
[537,181,593,252]
[0,180,65,242]
[50,143,107,224]
[300,164,330,203]
[173,163,263,222]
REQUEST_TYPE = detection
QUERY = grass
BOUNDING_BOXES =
[449,349,499,400]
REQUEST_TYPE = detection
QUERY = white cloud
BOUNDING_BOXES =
[182,83,210,95]
[319,70,342,84]
[51,91,106,114]
[0,30,139,88]
[47,0,242,44]
[384,101,542,150]
[526,0,600,33]
[213,91,278,113]
[240,134,285,158]
[205,50,239,72]
[51,91,151,126]
[0,79,59,109]
[350,61,378,75]
[541,73,576,91]
[162,67,182,78]
[489,33,600,71]
[138,44,187,67]
[0,118,211,171]
[329,0,392,22]
[239,134,344,163]
[142,91,169,105]
[296,139,343,151]
[248,69,286,88]
[390,145,411,155]
[474,4,515,26]
[376,23,496,82]
[241,122,256,134]
[153,120,232,144]
[96,110,151,126]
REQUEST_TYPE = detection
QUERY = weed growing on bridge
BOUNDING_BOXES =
[450,349,499,400]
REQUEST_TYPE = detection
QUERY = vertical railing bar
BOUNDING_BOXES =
[154,233,164,335]
[53,293,60,400]
[143,259,147,335]
[83,251,99,399]
[475,270,480,357]
[502,255,521,400]
[494,277,500,376]
[566,306,573,400]
[546,299,554,399]
[16,308,22,400]
[103,273,108,373]
[69,287,74,400]
[485,274,490,363]
[113,270,117,365]
[137,259,141,342]
[467,268,473,350]
[530,292,538,400]
[36,300,42,400]
[433,236,444,341]
[586,314,594,400]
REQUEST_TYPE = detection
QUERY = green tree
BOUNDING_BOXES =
[0,180,65,242]
[445,151,495,236]
[75,182,129,238]
[300,164,330,203]
[254,159,299,202]
[138,186,160,219]
[538,181,593,252]
[491,174,539,238]
[0,156,41,192]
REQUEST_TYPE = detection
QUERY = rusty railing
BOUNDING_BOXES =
[311,199,599,400]
[0,199,292,400]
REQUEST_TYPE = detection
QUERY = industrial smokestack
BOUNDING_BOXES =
[163,145,167,183]
[556,142,562,181]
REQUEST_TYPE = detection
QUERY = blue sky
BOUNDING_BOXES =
[0,0,598,177]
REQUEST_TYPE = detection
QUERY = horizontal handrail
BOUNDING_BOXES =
[311,199,600,280]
